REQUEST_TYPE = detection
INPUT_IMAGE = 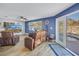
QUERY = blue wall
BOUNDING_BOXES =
[45,17,56,35]
[25,22,29,33]
[25,17,56,36]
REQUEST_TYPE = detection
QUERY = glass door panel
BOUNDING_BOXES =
[66,12,79,55]
[56,16,66,47]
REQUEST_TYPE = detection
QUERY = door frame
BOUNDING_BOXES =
[56,15,66,47]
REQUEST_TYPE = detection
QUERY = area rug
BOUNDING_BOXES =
[49,44,74,56]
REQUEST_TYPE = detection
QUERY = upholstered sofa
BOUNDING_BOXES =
[24,30,47,50]
[0,31,19,46]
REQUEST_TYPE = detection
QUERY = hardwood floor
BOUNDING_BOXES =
[0,36,56,56]
[27,42,56,56]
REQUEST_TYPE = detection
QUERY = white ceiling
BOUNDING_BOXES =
[0,3,74,21]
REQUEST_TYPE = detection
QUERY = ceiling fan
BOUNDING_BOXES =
[19,16,28,21]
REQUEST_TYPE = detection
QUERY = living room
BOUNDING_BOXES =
[0,13,56,56]
[0,3,79,56]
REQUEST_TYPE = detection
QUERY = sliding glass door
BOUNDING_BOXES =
[56,10,79,55]
[66,11,79,55]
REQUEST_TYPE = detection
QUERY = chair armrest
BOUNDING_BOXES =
[11,35,19,45]
[24,37,34,50]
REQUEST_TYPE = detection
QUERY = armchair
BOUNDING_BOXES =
[24,30,47,50]
[1,31,19,46]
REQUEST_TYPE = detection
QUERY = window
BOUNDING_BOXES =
[29,21,43,32]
